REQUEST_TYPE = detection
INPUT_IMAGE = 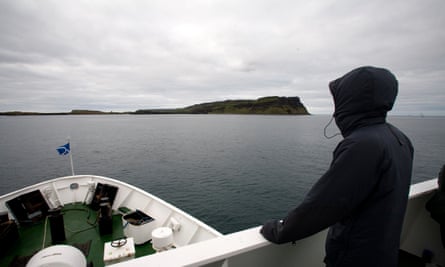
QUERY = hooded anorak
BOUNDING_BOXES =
[261,66,414,267]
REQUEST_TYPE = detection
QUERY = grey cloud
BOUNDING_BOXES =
[0,0,444,115]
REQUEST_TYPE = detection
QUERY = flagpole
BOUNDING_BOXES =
[69,150,75,176]
[67,137,75,176]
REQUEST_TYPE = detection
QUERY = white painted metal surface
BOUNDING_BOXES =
[0,175,222,248]
[113,178,442,267]
[1,176,441,267]
[401,178,444,264]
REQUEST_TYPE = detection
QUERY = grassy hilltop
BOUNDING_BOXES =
[135,96,309,115]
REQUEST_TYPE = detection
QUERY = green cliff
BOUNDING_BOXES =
[135,96,309,115]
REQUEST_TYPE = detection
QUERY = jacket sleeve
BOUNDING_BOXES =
[261,137,384,244]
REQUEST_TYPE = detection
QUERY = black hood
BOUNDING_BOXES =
[329,66,398,136]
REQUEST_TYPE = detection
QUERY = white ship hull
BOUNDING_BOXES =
[0,176,441,266]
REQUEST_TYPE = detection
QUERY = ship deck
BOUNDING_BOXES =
[2,203,156,267]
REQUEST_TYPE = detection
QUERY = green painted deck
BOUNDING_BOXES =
[2,203,156,267]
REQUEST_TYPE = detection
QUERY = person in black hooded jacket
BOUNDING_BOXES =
[261,66,414,267]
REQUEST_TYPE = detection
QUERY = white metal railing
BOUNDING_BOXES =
[113,178,440,267]
[1,176,440,267]
[113,226,328,267]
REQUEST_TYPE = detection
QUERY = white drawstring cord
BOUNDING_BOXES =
[323,116,342,139]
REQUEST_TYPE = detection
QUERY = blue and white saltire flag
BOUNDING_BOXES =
[56,143,70,156]
[56,141,75,175]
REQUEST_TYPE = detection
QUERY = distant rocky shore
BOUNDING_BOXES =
[0,96,310,116]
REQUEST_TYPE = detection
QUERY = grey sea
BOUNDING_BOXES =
[0,115,444,234]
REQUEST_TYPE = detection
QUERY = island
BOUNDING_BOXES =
[135,96,309,115]
[0,96,310,115]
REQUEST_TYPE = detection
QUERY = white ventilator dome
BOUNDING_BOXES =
[26,245,86,267]
[152,227,174,251]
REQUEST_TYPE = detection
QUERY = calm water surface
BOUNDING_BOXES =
[0,115,444,233]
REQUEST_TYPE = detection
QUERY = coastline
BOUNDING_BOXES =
[0,96,310,116]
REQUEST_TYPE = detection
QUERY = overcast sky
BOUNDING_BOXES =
[0,0,444,115]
